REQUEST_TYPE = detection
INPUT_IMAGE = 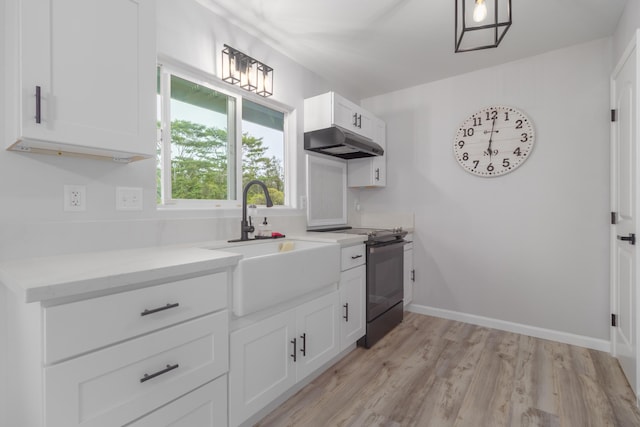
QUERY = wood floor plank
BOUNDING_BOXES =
[256,313,640,427]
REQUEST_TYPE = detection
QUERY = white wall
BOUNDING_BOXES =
[0,0,333,263]
[360,38,612,343]
[0,2,331,421]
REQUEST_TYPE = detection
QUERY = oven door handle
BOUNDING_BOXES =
[369,240,405,254]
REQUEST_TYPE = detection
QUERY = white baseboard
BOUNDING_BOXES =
[407,303,610,353]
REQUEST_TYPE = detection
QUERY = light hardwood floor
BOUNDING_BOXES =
[256,312,640,427]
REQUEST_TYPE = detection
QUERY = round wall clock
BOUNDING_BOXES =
[453,106,535,177]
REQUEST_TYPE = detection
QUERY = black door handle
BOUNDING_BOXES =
[300,333,306,357]
[618,233,636,245]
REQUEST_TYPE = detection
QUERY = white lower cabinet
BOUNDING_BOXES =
[129,376,227,427]
[4,270,231,427]
[45,311,228,427]
[339,244,366,351]
[229,291,340,426]
[339,265,366,351]
[404,234,414,307]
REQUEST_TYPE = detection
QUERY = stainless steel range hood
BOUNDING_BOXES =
[304,126,384,159]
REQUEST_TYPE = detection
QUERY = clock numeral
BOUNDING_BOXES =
[502,158,510,168]
[473,160,479,170]
[504,112,510,121]
[487,163,495,172]
[515,119,523,129]
[458,140,465,149]
[486,110,498,121]
[462,152,469,161]
[463,128,474,137]
[473,117,482,127]
[521,133,529,143]
[514,147,522,156]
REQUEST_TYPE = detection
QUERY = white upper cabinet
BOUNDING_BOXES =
[4,0,157,162]
[348,118,387,187]
[305,92,374,140]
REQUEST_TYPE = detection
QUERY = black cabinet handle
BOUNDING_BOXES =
[357,114,362,128]
[141,302,180,316]
[140,363,179,383]
[300,333,306,357]
[375,168,380,181]
[351,254,363,260]
[290,338,297,362]
[618,233,636,245]
[343,303,349,322]
[352,112,358,127]
[35,86,41,124]
[411,269,415,282]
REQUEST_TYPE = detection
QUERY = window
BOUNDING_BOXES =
[157,65,287,206]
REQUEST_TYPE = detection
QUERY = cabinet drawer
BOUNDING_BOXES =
[341,244,366,271]
[128,376,227,427]
[44,272,227,364]
[44,311,229,427]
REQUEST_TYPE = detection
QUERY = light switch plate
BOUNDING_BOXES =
[116,187,143,211]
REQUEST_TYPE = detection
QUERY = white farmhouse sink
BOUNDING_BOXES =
[224,240,340,316]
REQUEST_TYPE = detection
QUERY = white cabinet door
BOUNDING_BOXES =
[295,291,340,380]
[339,265,366,351]
[128,377,227,427]
[404,236,414,307]
[348,119,386,187]
[7,0,156,160]
[229,310,297,427]
[333,94,373,139]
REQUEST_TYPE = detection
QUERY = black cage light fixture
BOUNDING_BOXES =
[221,44,273,97]
[455,0,512,53]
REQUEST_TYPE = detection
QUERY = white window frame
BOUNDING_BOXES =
[157,58,293,209]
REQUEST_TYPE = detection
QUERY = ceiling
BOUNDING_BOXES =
[197,0,628,100]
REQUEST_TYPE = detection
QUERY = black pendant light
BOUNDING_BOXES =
[455,0,512,53]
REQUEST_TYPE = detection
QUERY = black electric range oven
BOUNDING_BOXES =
[311,227,407,348]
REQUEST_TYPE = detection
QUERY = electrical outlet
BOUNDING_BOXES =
[299,196,307,209]
[64,185,86,212]
[116,187,143,211]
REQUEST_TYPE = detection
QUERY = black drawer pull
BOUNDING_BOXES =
[35,86,41,124]
[140,363,179,383]
[351,254,363,260]
[291,338,297,362]
[343,303,349,322]
[140,302,179,316]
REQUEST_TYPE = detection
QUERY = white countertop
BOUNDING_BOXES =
[0,230,412,305]
[0,246,241,304]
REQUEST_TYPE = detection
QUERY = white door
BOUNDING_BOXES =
[611,30,639,398]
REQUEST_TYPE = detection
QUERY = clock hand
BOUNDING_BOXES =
[486,119,496,159]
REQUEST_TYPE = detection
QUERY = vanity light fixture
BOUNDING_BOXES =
[221,44,273,97]
[256,63,273,98]
[455,0,512,53]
